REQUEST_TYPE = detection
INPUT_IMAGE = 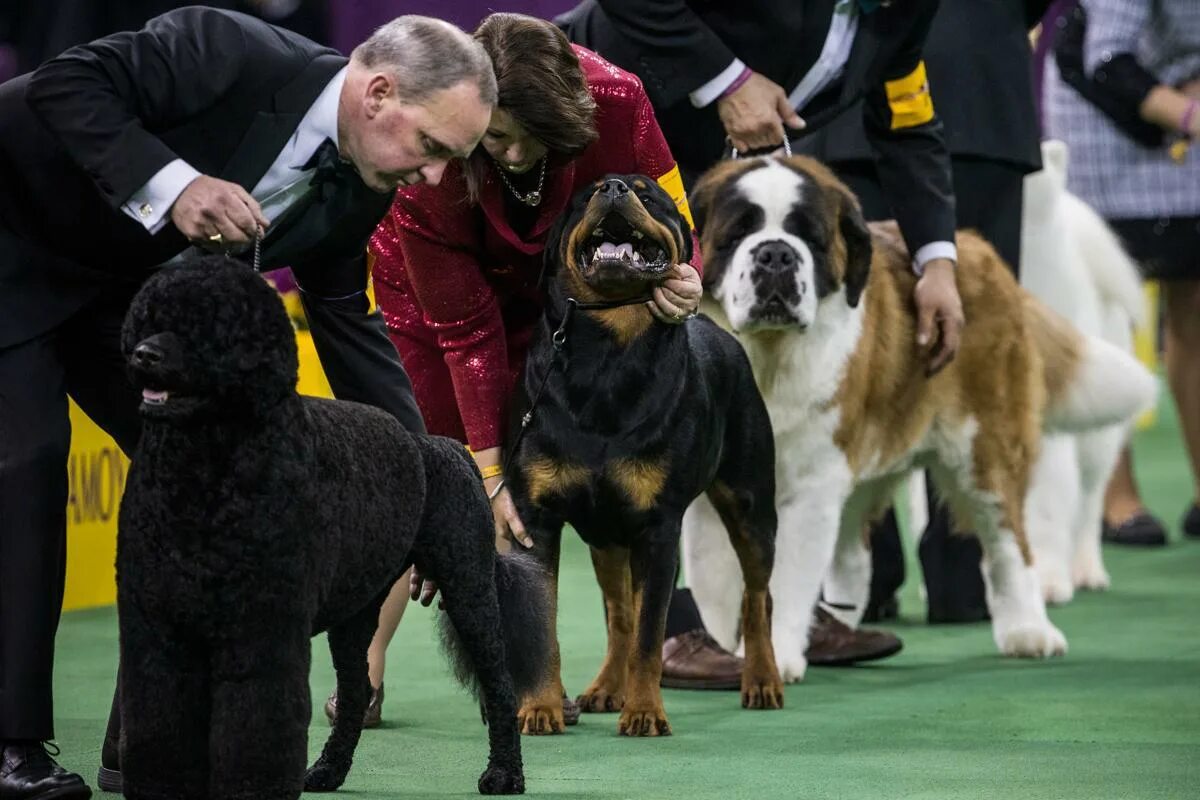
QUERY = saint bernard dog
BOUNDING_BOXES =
[679,156,1157,681]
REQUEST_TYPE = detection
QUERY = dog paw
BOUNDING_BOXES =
[518,700,565,735]
[996,620,1068,658]
[617,705,672,737]
[576,684,624,713]
[478,765,525,795]
[304,757,348,792]
[773,638,808,683]
[1037,563,1076,606]
[1072,558,1111,592]
[741,671,785,710]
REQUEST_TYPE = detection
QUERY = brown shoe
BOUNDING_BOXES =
[324,683,385,728]
[660,629,743,690]
[806,608,903,666]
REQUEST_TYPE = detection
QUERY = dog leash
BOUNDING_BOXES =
[728,137,793,160]
[492,294,652,500]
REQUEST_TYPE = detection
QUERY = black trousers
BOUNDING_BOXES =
[835,156,1026,621]
[0,291,142,740]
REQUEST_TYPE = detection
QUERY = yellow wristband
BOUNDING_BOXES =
[479,464,504,480]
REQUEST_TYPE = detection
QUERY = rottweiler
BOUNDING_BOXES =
[506,174,784,738]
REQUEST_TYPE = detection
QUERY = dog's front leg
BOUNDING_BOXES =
[577,545,634,713]
[208,621,312,800]
[769,479,850,683]
[617,529,678,737]
[517,518,568,736]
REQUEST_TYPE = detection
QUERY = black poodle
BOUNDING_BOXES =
[115,256,548,799]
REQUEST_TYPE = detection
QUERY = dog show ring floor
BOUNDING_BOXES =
[51,385,1198,799]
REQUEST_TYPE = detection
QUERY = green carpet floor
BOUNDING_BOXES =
[51,388,1198,799]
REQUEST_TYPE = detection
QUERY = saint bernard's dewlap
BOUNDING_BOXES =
[681,156,1157,681]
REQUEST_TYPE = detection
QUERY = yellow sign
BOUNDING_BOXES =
[64,326,333,611]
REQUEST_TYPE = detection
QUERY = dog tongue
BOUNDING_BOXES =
[598,241,634,260]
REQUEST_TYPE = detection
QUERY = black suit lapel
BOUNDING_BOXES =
[800,10,883,133]
[259,176,391,270]
[220,53,347,192]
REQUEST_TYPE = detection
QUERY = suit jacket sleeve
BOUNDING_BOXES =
[292,251,427,435]
[862,9,956,259]
[23,6,254,209]
[594,0,738,108]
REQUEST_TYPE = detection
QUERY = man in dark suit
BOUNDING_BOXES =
[560,0,963,665]
[807,0,1049,625]
[0,8,495,798]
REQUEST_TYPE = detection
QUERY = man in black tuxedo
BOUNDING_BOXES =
[0,8,495,798]
[560,0,964,666]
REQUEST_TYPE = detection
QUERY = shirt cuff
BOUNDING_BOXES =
[690,59,749,108]
[911,241,957,275]
[121,158,202,234]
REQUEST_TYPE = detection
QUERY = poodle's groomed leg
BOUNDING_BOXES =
[304,591,388,792]
[118,599,210,800]
[208,621,312,800]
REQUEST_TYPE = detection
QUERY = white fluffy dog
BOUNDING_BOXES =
[1018,140,1148,603]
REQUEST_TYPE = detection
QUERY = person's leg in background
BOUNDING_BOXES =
[1162,275,1200,537]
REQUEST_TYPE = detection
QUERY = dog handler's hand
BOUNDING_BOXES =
[171,175,270,249]
[648,263,703,324]
[409,566,444,609]
[717,72,805,153]
[913,259,965,376]
[489,481,533,551]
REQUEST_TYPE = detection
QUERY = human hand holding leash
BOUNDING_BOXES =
[171,175,270,249]
[717,72,805,153]
[913,258,965,376]
[648,263,703,324]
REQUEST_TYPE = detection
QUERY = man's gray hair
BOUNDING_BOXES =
[352,16,497,107]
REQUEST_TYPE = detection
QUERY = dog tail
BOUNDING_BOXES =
[1027,297,1157,434]
[436,551,551,700]
[1067,193,1146,329]
[492,551,552,697]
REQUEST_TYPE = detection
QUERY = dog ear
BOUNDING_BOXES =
[688,160,749,234]
[837,189,873,308]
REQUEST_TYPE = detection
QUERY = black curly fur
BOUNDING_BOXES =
[439,550,551,701]
[115,256,546,799]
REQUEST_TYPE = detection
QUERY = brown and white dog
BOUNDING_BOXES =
[680,156,1157,681]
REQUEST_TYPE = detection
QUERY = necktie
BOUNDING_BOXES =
[302,137,357,199]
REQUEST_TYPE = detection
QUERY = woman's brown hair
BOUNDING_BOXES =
[463,13,599,202]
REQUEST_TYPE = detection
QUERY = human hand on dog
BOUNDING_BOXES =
[647,264,703,324]
[409,566,444,609]
[913,259,965,376]
[717,72,805,154]
[490,484,533,551]
[171,175,270,249]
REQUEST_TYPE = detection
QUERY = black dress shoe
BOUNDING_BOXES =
[95,766,121,794]
[1182,503,1200,540]
[1103,510,1168,546]
[0,741,92,799]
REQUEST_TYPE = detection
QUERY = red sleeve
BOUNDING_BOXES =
[372,184,511,450]
[630,90,704,276]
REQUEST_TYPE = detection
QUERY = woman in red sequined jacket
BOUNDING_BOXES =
[320,15,704,725]
[371,16,702,536]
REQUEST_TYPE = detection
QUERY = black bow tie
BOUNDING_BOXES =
[302,137,356,198]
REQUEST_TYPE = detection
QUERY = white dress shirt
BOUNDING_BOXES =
[688,1,956,271]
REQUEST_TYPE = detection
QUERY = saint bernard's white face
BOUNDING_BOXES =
[692,157,873,333]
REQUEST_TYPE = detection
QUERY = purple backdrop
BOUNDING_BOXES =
[330,1,579,53]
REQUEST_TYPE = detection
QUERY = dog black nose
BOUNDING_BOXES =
[598,178,630,198]
[132,341,164,368]
[752,240,799,271]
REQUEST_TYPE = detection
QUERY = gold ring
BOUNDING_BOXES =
[208,233,223,243]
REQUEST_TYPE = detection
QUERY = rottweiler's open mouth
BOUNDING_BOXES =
[577,210,673,278]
